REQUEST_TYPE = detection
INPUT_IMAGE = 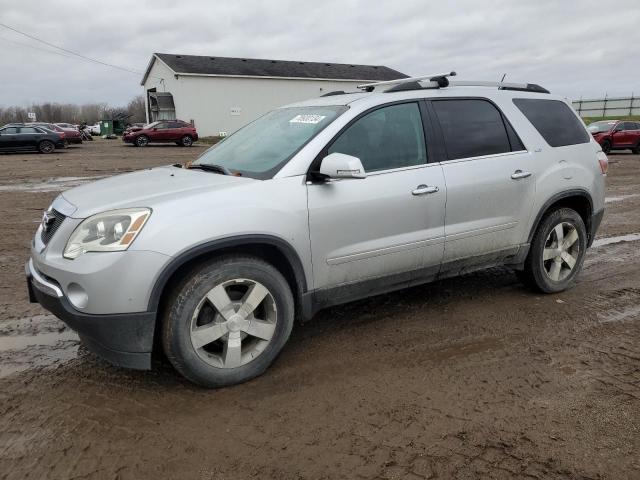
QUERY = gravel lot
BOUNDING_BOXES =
[1,140,639,479]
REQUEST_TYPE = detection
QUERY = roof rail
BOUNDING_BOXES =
[357,73,550,94]
[450,81,550,94]
[320,90,347,97]
[357,71,457,92]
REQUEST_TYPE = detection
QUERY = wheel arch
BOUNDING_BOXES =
[148,235,309,317]
[527,189,594,244]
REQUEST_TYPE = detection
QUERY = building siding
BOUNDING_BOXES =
[143,58,368,136]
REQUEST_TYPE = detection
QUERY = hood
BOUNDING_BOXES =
[126,126,143,133]
[61,165,251,218]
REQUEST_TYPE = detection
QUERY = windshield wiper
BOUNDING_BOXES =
[187,163,231,175]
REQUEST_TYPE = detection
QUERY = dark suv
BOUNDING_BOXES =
[122,120,198,147]
[587,120,640,154]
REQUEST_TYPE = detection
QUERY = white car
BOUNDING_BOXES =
[87,123,101,135]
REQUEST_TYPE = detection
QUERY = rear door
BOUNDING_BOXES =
[18,126,43,149]
[428,98,536,264]
[307,101,446,293]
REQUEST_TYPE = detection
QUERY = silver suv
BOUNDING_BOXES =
[27,74,607,387]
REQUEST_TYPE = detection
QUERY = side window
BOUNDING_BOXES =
[432,99,512,160]
[19,127,38,133]
[328,102,427,172]
[513,98,590,147]
[155,122,169,129]
[1,127,19,134]
[624,122,636,131]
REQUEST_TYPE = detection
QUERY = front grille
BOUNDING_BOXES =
[40,209,66,245]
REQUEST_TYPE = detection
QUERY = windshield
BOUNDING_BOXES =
[587,121,617,133]
[194,106,347,179]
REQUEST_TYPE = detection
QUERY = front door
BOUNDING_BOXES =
[307,102,446,295]
[429,98,537,264]
[0,127,20,150]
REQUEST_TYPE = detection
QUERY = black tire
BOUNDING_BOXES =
[180,135,193,147]
[162,255,294,388]
[632,142,640,154]
[135,135,149,147]
[601,140,611,155]
[38,140,55,154]
[518,208,587,293]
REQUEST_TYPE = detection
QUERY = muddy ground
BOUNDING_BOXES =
[0,140,639,479]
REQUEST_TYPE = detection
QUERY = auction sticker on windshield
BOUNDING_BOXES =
[289,114,326,124]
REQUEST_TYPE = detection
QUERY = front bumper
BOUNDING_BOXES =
[26,259,156,369]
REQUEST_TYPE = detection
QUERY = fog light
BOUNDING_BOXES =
[67,283,88,309]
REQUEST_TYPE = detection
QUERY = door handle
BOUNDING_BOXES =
[511,170,532,180]
[412,185,439,196]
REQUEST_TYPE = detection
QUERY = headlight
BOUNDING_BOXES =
[63,208,151,259]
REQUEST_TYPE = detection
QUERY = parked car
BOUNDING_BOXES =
[55,123,79,130]
[87,123,101,135]
[27,75,606,387]
[587,120,640,154]
[122,120,198,147]
[0,124,66,153]
[34,123,82,145]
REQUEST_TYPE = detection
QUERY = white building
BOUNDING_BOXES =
[140,53,406,137]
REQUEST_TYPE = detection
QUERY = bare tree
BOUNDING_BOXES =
[0,97,143,125]
[127,95,146,123]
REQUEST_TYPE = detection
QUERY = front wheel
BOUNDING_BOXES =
[518,208,587,293]
[162,256,294,387]
[135,135,149,147]
[632,142,640,154]
[180,135,193,147]
[601,140,611,155]
[38,140,55,154]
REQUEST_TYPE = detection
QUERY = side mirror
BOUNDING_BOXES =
[318,152,366,180]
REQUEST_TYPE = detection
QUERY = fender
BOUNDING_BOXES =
[527,188,594,244]
[147,234,309,313]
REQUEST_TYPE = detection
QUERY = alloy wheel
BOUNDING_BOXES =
[40,141,54,153]
[189,278,277,369]
[542,222,580,282]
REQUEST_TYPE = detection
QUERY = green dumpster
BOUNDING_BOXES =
[100,120,114,136]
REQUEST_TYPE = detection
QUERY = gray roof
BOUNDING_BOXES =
[142,53,407,84]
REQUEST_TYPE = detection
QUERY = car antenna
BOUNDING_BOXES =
[501,73,507,82]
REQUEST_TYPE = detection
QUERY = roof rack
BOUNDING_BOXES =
[357,71,457,92]
[357,72,550,94]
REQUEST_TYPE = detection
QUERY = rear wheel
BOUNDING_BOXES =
[162,256,294,387]
[601,140,611,154]
[518,208,587,293]
[632,142,640,154]
[38,140,55,154]
[135,135,149,147]
[180,135,193,147]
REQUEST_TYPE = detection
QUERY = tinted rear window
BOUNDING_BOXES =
[432,99,516,160]
[513,99,589,147]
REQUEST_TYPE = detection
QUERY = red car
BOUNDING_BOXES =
[587,120,640,154]
[122,120,198,147]
[34,123,83,145]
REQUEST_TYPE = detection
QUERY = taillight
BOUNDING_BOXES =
[597,151,608,175]
[58,133,65,139]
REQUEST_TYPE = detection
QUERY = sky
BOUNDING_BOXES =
[1,0,639,107]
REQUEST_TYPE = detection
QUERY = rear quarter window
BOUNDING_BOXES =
[513,98,589,147]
